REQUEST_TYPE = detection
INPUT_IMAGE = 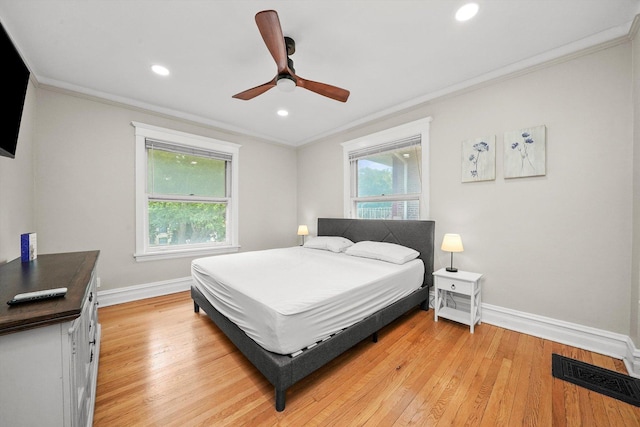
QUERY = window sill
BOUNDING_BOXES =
[134,245,240,262]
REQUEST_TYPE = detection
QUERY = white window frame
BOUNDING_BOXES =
[342,117,431,219]
[132,122,241,261]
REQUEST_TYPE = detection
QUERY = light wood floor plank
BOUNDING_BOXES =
[506,333,536,425]
[421,324,493,426]
[442,326,499,426]
[93,291,640,426]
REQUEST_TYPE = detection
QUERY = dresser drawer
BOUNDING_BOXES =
[436,277,473,295]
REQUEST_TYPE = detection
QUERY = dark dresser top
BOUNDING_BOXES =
[0,250,99,335]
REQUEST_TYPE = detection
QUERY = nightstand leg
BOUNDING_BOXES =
[470,290,475,334]
[478,290,482,325]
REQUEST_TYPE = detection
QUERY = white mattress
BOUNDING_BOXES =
[191,246,424,355]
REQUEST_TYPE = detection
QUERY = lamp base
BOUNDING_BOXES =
[445,267,458,272]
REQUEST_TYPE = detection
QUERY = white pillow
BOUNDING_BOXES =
[303,236,354,253]
[345,241,420,264]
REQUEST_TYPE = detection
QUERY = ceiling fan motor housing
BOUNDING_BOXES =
[284,36,295,56]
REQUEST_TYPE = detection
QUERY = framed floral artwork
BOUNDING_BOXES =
[461,135,496,182]
[504,125,546,178]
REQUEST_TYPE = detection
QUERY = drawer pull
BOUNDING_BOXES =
[450,284,456,290]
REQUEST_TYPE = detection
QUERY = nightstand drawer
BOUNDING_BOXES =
[437,278,472,295]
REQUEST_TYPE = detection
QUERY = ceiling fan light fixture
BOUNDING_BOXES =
[276,75,296,92]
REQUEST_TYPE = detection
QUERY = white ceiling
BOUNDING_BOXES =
[0,0,638,146]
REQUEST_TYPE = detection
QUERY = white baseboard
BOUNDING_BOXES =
[97,276,192,307]
[99,280,640,377]
[481,303,640,375]
[430,290,640,378]
[624,337,640,377]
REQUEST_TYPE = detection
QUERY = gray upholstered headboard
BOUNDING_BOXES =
[317,218,435,288]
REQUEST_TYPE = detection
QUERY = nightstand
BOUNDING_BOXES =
[433,268,483,333]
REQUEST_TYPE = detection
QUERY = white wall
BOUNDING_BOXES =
[298,42,634,336]
[0,79,36,264]
[296,137,344,232]
[32,88,298,291]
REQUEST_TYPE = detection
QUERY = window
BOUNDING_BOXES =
[133,122,240,261]
[342,118,430,220]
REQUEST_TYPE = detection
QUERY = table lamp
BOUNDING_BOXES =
[297,225,309,245]
[441,233,464,272]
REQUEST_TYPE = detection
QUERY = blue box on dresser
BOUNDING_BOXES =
[20,232,37,262]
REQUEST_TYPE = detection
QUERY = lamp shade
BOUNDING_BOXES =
[297,225,309,236]
[441,234,464,252]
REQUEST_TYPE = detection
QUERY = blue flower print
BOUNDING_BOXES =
[512,132,535,172]
[469,141,489,178]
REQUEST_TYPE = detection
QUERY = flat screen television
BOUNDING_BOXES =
[0,20,30,159]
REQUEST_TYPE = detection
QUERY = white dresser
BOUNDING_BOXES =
[0,251,101,427]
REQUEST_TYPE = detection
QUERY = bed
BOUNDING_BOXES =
[190,217,435,411]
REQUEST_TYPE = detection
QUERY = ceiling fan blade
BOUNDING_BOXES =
[295,76,350,103]
[232,78,277,100]
[255,10,288,73]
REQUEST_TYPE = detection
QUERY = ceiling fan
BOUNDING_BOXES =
[232,10,350,103]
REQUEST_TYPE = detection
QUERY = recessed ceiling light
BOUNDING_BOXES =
[277,109,289,117]
[455,3,479,22]
[151,64,170,76]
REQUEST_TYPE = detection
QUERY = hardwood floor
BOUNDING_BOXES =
[94,291,640,426]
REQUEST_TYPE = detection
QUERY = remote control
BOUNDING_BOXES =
[7,287,68,305]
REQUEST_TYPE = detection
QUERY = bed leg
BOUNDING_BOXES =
[193,301,200,313]
[420,299,429,311]
[372,332,378,343]
[275,388,286,412]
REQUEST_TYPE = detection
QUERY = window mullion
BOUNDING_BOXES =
[148,194,230,203]
[353,194,420,202]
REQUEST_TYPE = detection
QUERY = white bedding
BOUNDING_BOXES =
[191,246,424,355]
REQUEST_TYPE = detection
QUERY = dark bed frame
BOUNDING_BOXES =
[191,217,435,411]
